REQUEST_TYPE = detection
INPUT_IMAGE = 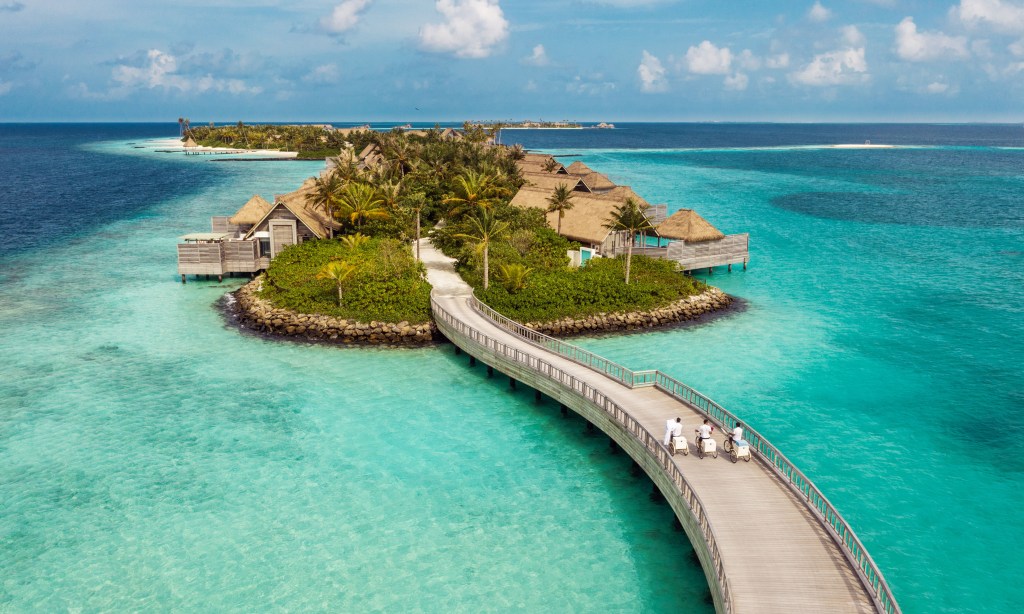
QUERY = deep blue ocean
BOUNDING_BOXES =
[1,123,1022,612]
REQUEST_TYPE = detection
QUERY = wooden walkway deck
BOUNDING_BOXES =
[419,239,898,614]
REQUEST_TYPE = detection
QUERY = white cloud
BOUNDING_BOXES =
[895,17,969,61]
[808,1,832,22]
[83,49,262,99]
[524,79,537,91]
[302,63,340,84]
[738,49,762,70]
[925,81,950,93]
[724,72,748,90]
[765,52,790,69]
[523,44,549,66]
[0,1,24,11]
[319,0,372,35]
[419,0,509,59]
[637,50,667,92]
[566,73,616,95]
[953,0,1024,35]
[1010,38,1024,55]
[685,40,732,74]
[790,46,868,85]
[842,25,866,46]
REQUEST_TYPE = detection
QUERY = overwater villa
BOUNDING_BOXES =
[512,154,749,271]
[176,180,335,283]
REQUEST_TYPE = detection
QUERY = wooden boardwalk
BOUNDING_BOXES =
[420,239,897,614]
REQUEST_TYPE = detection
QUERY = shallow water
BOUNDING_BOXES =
[0,127,709,612]
[521,135,1023,613]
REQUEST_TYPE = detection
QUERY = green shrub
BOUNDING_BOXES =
[476,255,704,322]
[259,238,432,324]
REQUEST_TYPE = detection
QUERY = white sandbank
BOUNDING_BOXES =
[826,144,897,149]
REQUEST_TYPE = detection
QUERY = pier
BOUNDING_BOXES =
[421,239,898,614]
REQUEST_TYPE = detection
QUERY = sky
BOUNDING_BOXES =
[1,0,1023,122]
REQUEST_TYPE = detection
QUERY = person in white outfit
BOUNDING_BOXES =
[695,419,713,445]
[664,417,682,446]
[731,422,744,444]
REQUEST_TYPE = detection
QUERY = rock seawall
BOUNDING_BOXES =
[232,278,436,345]
[522,287,733,337]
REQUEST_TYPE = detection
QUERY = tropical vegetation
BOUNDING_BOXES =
[228,121,705,327]
[261,238,431,324]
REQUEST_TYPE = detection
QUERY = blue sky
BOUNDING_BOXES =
[1,0,1022,122]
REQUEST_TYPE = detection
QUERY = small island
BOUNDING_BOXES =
[177,123,747,345]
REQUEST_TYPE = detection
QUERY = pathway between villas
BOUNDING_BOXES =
[418,238,880,614]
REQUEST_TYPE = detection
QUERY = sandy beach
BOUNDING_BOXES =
[826,143,897,149]
[144,137,299,158]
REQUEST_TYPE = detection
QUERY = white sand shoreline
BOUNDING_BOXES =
[826,143,897,149]
[144,137,299,158]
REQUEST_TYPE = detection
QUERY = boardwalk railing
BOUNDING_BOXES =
[465,296,900,614]
[432,297,734,613]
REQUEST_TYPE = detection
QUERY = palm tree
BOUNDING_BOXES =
[455,209,510,290]
[542,158,561,173]
[334,182,389,230]
[339,232,370,250]
[402,192,428,261]
[496,263,533,292]
[305,173,344,238]
[317,260,359,305]
[603,197,654,285]
[443,170,510,218]
[376,179,403,211]
[546,183,576,235]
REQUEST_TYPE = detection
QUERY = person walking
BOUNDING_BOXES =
[664,417,682,446]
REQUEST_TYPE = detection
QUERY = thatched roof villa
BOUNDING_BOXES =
[177,182,335,282]
[510,153,749,271]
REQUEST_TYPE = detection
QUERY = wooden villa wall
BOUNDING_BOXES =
[222,240,260,273]
[253,207,319,244]
[211,217,241,234]
[667,233,749,270]
[177,243,224,275]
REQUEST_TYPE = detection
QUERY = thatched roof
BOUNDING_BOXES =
[516,160,568,175]
[592,185,650,208]
[244,178,335,240]
[521,172,590,192]
[577,171,616,191]
[183,137,197,148]
[657,209,725,242]
[229,194,273,226]
[565,160,592,175]
[511,186,640,245]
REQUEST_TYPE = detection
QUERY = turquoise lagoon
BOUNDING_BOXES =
[2,124,1023,613]
[0,133,707,612]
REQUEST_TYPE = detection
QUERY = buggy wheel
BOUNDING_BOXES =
[712,450,718,459]
[744,455,751,462]
[731,452,738,464]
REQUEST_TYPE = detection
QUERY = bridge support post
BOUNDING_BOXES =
[181,274,186,284]
[560,404,568,417]
[509,377,516,390]
[743,259,747,270]
[707,267,713,275]
[534,390,542,404]
[728,264,732,272]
